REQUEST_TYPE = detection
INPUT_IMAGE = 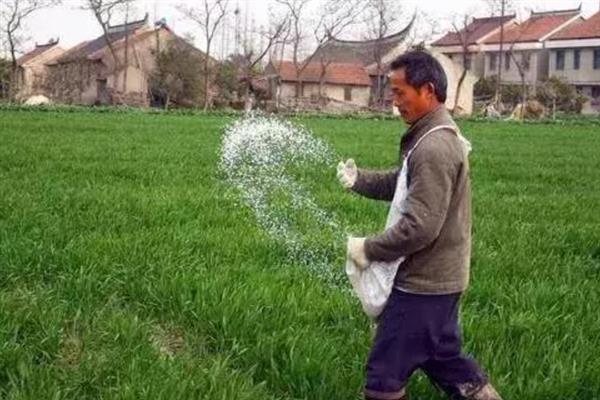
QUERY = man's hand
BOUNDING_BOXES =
[347,237,369,270]
[337,159,357,189]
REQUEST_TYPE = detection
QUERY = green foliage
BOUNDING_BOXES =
[213,56,241,107]
[475,76,589,115]
[149,42,206,109]
[474,76,522,107]
[474,76,497,100]
[536,76,588,114]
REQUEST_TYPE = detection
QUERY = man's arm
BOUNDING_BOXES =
[351,168,399,202]
[363,136,459,262]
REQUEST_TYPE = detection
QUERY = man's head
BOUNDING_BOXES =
[388,50,447,124]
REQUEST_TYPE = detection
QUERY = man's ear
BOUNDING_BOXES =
[424,82,436,99]
[417,82,435,99]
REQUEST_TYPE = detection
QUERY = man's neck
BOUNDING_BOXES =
[407,103,443,126]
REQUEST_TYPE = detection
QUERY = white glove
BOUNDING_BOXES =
[347,237,369,270]
[337,159,357,189]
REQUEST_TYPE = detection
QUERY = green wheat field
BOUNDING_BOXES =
[1,109,599,399]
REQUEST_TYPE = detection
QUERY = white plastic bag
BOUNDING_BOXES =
[346,125,470,318]
[345,158,408,318]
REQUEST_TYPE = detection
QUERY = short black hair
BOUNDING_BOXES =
[390,50,447,103]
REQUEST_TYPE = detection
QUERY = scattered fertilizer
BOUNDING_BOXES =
[219,113,347,286]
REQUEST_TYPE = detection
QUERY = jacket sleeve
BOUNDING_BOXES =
[351,168,399,201]
[363,136,459,262]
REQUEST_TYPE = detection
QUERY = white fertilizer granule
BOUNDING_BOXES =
[219,113,348,286]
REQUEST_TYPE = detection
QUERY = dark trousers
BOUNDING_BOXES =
[364,289,487,400]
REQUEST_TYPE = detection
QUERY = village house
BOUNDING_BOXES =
[15,39,65,101]
[480,8,582,90]
[546,11,600,112]
[44,14,206,107]
[309,27,412,109]
[268,22,477,114]
[265,61,372,111]
[431,15,516,78]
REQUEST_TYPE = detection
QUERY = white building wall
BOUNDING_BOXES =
[549,48,600,84]
[279,81,370,107]
[483,50,543,84]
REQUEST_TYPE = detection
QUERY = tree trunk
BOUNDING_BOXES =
[203,41,211,111]
[520,74,526,120]
[123,10,129,93]
[243,79,252,113]
[453,69,467,116]
[9,35,18,102]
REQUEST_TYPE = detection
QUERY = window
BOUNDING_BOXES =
[594,48,600,70]
[592,86,600,99]
[521,52,531,71]
[505,52,511,70]
[574,49,581,70]
[489,53,497,71]
[344,86,352,101]
[556,50,565,70]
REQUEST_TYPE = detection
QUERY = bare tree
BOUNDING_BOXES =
[273,0,310,98]
[84,0,137,93]
[505,17,535,118]
[85,0,125,70]
[486,0,515,108]
[311,0,363,99]
[404,10,440,49]
[177,0,229,110]
[275,0,363,103]
[240,12,290,111]
[363,0,409,108]
[450,14,474,116]
[0,0,60,100]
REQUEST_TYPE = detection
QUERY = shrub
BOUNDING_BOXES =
[535,76,587,114]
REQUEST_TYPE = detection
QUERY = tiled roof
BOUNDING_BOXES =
[550,11,600,40]
[484,9,580,44]
[272,61,371,86]
[308,20,413,67]
[432,15,515,46]
[54,29,144,64]
[17,42,59,66]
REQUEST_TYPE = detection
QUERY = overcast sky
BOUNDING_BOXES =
[11,0,600,58]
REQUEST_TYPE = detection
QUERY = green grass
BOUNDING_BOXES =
[1,109,600,399]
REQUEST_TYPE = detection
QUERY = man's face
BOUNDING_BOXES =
[389,68,436,125]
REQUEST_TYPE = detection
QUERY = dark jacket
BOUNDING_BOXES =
[352,106,472,294]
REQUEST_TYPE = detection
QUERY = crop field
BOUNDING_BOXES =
[1,109,599,399]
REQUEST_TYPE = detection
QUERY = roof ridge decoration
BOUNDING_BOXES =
[106,12,149,34]
[529,5,581,17]
[326,13,415,46]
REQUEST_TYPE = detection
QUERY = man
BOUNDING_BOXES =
[337,51,502,400]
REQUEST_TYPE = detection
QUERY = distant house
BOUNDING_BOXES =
[265,61,372,109]
[45,14,207,107]
[15,39,65,100]
[431,15,516,78]
[310,27,412,107]
[546,11,600,112]
[481,8,582,88]
[279,22,476,114]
